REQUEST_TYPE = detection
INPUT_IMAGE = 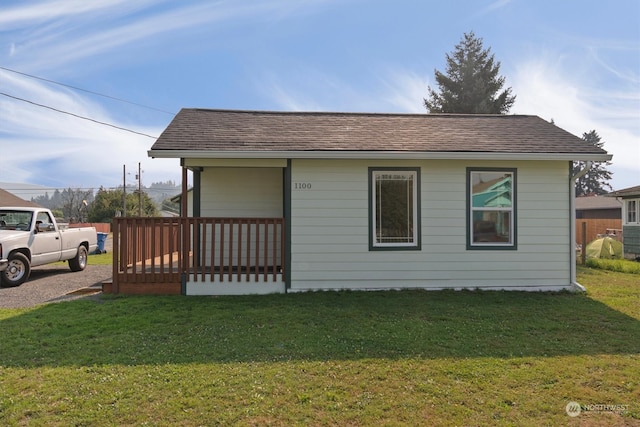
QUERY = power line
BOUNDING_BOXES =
[0,92,158,139]
[1,186,181,192]
[0,65,175,115]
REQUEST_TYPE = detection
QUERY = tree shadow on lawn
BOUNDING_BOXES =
[0,289,639,367]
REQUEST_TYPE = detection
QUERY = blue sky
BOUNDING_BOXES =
[1,0,638,197]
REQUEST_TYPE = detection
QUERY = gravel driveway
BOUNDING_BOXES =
[0,235,114,309]
[0,264,112,309]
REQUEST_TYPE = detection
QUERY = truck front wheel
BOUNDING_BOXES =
[69,245,88,272]
[1,252,31,287]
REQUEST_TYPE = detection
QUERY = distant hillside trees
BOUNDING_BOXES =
[30,180,180,222]
[31,189,63,210]
[149,180,177,190]
[33,188,94,223]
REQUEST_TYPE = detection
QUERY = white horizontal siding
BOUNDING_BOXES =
[292,268,568,281]
[187,278,285,295]
[198,167,284,271]
[200,168,283,217]
[184,158,286,168]
[289,159,572,292]
[287,280,570,292]
[288,250,568,263]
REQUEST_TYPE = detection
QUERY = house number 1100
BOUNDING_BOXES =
[294,182,312,190]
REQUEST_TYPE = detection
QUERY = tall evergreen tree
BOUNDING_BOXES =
[424,31,515,114]
[573,130,613,196]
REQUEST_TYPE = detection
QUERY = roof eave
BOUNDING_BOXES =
[607,191,640,198]
[148,150,612,162]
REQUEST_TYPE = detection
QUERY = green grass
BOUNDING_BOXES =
[87,251,113,265]
[586,257,640,274]
[52,251,112,267]
[1,269,639,426]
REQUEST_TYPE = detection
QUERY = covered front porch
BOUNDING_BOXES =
[107,216,286,295]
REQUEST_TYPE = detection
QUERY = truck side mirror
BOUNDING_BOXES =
[35,222,50,233]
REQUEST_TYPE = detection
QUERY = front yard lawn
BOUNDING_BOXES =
[0,268,638,426]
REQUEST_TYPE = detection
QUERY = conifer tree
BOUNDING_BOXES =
[424,31,515,114]
[573,130,613,196]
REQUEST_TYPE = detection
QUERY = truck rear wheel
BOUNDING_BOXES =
[69,245,88,272]
[1,252,30,287]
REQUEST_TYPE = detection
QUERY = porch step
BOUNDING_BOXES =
[102,279,113,294]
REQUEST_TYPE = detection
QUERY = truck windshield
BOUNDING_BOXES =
[0,210,34,231]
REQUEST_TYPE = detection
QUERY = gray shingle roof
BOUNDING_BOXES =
[575,195,622,210]
[608,185,640,198]
[150,109,610,158]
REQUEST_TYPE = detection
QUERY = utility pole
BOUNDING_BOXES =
[137,162,142,217]
[123,164,126,217]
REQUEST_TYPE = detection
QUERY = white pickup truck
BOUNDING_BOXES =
[0,207,98,287]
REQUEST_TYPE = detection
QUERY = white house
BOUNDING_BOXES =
[133,109,612,295]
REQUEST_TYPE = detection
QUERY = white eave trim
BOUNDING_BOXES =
[148,149,612,162]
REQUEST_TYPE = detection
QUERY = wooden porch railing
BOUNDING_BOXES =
[111,217,285,294]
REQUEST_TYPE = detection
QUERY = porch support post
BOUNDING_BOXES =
[193,168,202,217]
[112,218,119,294]
[181,164,188,217]
[284,159,292,291]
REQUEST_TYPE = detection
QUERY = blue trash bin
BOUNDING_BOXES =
[96,232,107,254]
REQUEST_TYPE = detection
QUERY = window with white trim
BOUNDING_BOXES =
[369,168,420,250]
[624,199,639,224]
[467,168,517,249]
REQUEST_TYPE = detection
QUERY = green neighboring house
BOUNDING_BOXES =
[608,185,640,260]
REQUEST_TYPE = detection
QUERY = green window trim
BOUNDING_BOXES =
[466,167,517,250]
[369,167,421,251]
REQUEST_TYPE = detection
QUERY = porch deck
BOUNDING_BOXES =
[108,217,285,295]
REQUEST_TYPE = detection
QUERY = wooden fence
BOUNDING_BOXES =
[576,219,623,248]
[69,222,111,233]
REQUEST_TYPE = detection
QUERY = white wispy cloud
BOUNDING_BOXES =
[378,69,431,113]
[1,0,343,189]
[4,0,341,72]
[486,0,511,12]
[262,64,432,114]
[467,0,511,21]
[0,0,143,28]
[0,70,175,188]
[263,80,326,112]
[510,55,639,189]
[587,46,640,86]
[5,2,225,72]
[259,65,372,112]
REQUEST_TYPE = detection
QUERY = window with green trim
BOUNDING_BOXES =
[467,168,516,249]
[625,199,639,224]
[369,168,420,250]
